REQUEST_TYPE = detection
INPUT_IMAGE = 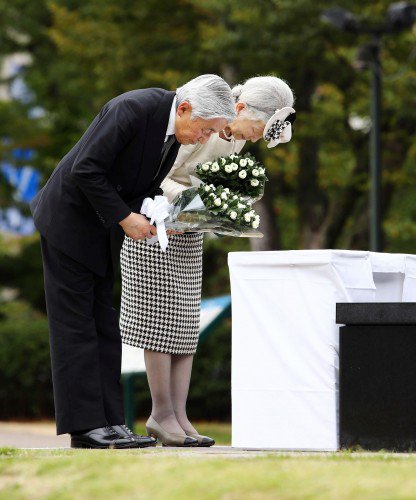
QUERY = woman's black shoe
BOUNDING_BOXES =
[70,426,139,449]
[111,424,157,448]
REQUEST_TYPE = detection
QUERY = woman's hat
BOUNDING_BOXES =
[263,107,296,148]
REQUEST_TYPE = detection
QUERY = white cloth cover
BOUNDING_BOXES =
[369,252,416,302]
[228,250,377,450]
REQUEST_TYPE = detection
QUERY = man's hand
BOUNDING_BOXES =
[119,212,157,241]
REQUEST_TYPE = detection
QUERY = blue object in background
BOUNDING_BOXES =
[0,58,43,235]
[0,147,40,234]
[1,163,40,202]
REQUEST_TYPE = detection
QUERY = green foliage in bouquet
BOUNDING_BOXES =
[198,184,260,229]
[195,153,267,200]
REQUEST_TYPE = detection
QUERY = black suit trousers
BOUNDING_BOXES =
[40,237,124,434]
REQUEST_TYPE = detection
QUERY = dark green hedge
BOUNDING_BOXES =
[0,317,54,419]
[0,237,46,313]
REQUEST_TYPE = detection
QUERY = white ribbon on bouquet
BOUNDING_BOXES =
[140,195,171,252]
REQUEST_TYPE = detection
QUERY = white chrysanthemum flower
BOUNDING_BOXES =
[252,169,259,177]
[221,157,226,165]
[211,163,220,172]
[238,170,247,179]
[244,213,252,222]
[247,159,254,166]
[210,184,216,189]
[252,219,260,229]
[258,167,265,175]
[222,203,228,209]
[214,198,222,206]
[229,211,237,220]
[240,159,247,167]
[209,193,216,198]
[229,162,238,171]
[202,164,210,171]
[204,185,211,192]
[251,179,259,187]
[237,203,246,209]
[224,165,233,173]
[221,192,228,200]
[233,195,239,200]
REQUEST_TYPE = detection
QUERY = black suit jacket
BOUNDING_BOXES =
[31,88,179,276]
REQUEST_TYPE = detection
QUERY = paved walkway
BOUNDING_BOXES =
[0,422,70,448]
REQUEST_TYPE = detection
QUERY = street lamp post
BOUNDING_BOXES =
[369,36,382,251]
[322,3,416,252]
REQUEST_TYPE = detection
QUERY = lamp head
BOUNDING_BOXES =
[386,2,416,32]
[321,7,361,33]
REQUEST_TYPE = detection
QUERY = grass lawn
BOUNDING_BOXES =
[2,446,416,498]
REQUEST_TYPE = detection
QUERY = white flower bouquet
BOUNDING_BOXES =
[164,153,266,238]
[195,152,267,202]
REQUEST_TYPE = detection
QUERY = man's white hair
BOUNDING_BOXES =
[232,76,295,123]
[176,74,236,122]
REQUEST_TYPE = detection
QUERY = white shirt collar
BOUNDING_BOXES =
[165,96,177,141]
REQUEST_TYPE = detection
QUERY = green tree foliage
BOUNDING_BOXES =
[1,0,415,252]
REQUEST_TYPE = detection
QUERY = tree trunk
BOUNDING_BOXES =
[250,186,281,251]
[246,142,281,251]
[298,137,328,248]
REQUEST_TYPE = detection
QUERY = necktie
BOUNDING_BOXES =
[153,134,178,181]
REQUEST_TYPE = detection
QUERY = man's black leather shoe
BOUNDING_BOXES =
[70,426,139,449]
[112,424,157,448]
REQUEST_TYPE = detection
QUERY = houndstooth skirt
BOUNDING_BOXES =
[119,233,203,355]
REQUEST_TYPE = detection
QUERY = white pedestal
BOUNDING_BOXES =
[229,250,377,450]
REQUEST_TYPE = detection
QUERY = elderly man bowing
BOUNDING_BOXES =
[31,74,235,449]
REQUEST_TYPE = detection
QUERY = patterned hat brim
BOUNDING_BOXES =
[263,107,296,148]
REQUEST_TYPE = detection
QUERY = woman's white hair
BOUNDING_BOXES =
[232,76,295,123]
[176,74,236,123]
